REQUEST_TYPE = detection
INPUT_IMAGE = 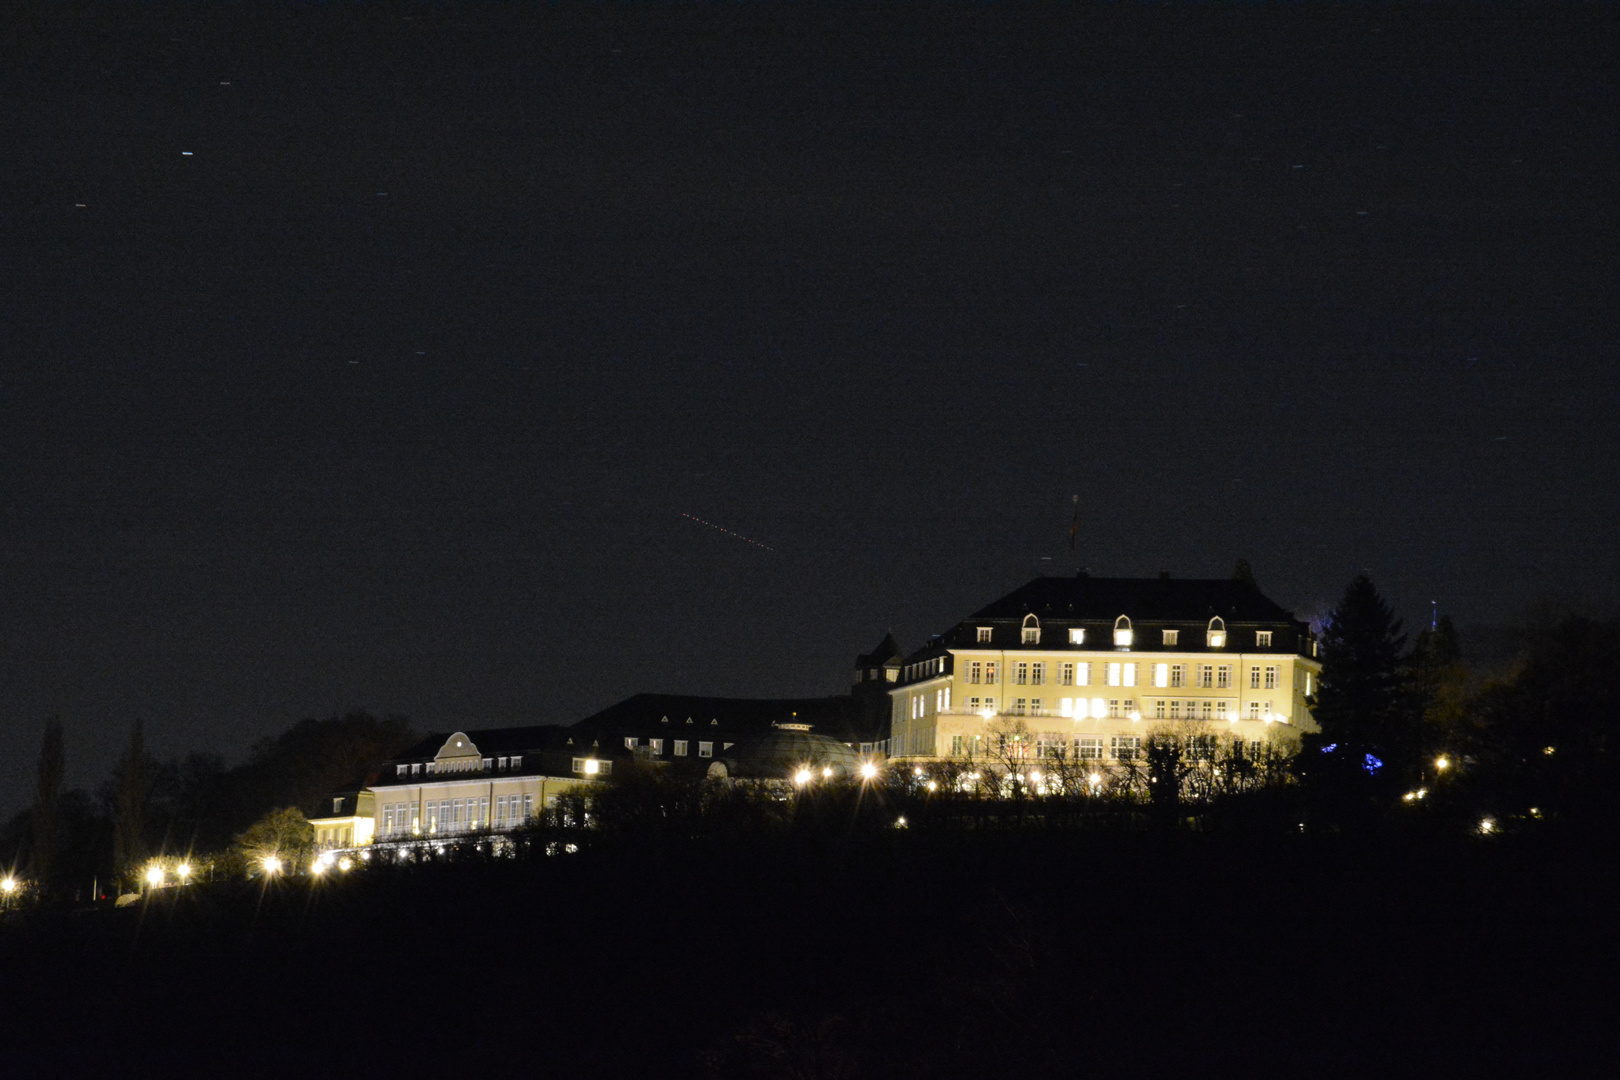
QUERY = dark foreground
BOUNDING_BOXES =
[3,829,1615,1078]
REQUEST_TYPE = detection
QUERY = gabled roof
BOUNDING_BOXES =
[856,632,905,667]
[970,575,1298,624]
[388,725,571,763]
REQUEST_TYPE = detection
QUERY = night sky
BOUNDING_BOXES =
[4,4,1617,810]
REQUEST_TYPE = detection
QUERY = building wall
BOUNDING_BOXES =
[368,774,590,840]
[889,647,1320,761]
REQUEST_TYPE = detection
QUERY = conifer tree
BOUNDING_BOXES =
[1305,575,1417,795]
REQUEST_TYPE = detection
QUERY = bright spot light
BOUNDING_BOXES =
[925,780,937,792]
[583,758,600,775]
[860,762,878,780]
[311,860,327,875]
[1543,746,1556,756]
[262,855,282,875]
[1435,755,1451,772]
[794,768,813,786]
[1479,817,1495,834]
[1030,770,1042,782]
[1088,772,1101,785]
[913,767,924,777]
[0,877,15,894]
[822,766,833,779]
[338,857,352,872]
[894,816,907,828]
[176,863,191,880]
[145,865,164,887]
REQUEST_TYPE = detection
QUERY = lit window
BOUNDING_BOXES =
[1022,615,1040,644]
[1256,631,1273,647]
[671,740,686,756]
[1068,627,1085,645]
[1153,663,1169,688]
[1113,616,1133,648]
[985,662,998,682]
[1207,617,1227,648]
[1059,697,1073,717]
[977,626,992,643]
[698,741,713,757]
[1123,663,1137,688]
[1162,629,1179,646]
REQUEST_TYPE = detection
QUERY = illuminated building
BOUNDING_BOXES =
[886,572,1322,764]
[307,791,376,850]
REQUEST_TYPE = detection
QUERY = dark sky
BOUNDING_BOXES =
[4,4,1617,810]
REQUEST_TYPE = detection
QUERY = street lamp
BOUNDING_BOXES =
[262,855,282,877]
[145,864,164,888]
[176,863,192,883]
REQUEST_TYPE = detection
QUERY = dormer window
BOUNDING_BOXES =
[509,755,522,769]
[1207,617,1227,649]
[1256,631,1273,648]
[1114,616,1133,648]
[1022,615,1041,644]
[396,764,407,776]
[977,626,993,643]
[1069,628,1085,645]
[1162,629,1179,646]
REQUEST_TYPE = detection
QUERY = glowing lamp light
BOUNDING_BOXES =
[894,816,908,828]
[338,857,352,872]
[1479,817,1496,835]
[793,768,813,786]
[925,780,937,792]
[1029,770,1042,782]
[1543,746,1556,756]
[1088,772,1101,785]
[913,767,924,777]
[1434,755,1451,772]
[822,766,833,779]
[145,865,164,887]
[582,758,600,775]
[262,855,282,876]
[860,762,878,780]
[2,876,18,894]
[176,863,191,881]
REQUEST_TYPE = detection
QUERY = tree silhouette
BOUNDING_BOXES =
[1303,575,1417,809]
[30,718,65,893]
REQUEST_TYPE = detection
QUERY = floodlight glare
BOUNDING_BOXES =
[860,761,878,780]
[262,855,282,875]
[145,865,164,887]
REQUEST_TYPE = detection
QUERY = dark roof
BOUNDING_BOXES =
[855,632,905,667]
[387,725,571,763]
[572,692,877,743]
[970,575,1299,624]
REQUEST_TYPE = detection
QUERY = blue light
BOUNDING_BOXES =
[1364,754,1384,774]
[1320,743,1338,753]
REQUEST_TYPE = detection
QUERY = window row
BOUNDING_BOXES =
[395,754,524,778]
[965,661,1279,690]
[978,618,1276,650]
[623,738,715,758]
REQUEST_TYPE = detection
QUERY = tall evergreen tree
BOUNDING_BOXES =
[1305,575,1417,796]
[112,719,151,879]
[31,718,65,891]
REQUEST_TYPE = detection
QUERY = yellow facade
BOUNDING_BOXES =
[889,644,1320,763]
[309,791,376,850]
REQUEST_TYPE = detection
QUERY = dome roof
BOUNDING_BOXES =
[715,723,862,780]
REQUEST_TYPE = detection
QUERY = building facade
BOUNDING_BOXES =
[367,727,605,841]
[886,573,1321,765]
